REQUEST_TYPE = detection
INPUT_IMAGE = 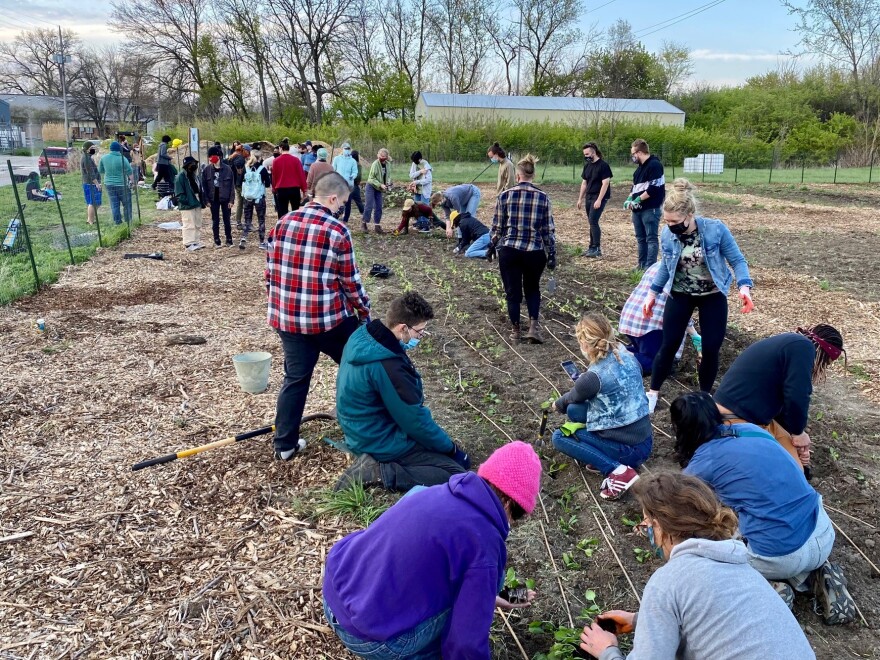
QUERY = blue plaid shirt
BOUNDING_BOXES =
[490,182,555,253]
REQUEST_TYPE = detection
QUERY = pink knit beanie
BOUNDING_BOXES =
[477,441,542,515]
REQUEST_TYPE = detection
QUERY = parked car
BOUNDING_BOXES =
[38,147,72,175]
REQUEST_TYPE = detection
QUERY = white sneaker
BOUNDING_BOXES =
[186,242,205,251]
[274,438,307,461]
[646,391,658,415]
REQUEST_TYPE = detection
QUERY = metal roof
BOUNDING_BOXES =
[419,93,684,115]
[0,94,65,114]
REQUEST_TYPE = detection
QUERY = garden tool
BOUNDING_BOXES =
[124,252,164,260]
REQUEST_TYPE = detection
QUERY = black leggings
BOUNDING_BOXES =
[498,246,547,324]
[650,291,727,392]
[153,164,173,188]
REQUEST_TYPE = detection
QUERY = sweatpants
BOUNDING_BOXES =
[243,197,266,242]
[379,446,467,492]
[364,186,383,224]
[498,246,547,324]
[181,207,202,246]
[651,291,727,392]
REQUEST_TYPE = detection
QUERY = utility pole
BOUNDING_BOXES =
[53,26,72,147]
[515,7,523,96]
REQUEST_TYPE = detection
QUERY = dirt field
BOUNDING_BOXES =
[1,179,879,659]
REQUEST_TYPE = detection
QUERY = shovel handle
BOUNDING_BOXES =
[132,453,177,471]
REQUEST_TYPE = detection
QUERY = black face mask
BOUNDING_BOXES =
[332,205,345,219]
[669,220,689,235]
[89,149,96,155]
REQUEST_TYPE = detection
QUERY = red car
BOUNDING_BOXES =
[38,147,72,175]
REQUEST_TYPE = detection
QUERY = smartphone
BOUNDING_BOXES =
[561,360,580,382]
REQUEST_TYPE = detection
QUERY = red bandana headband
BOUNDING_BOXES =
[797,328,842,362]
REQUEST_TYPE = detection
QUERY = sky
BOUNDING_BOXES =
[0,0,814,88]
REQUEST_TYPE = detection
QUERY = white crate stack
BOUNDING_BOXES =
[683,153,725,175]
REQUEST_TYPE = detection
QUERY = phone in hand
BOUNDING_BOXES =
[561,360,579,382]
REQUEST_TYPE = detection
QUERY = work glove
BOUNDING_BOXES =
[623,195,635,210]
[690,333,703,355]
[449,443,471,470]
[546,249,557,271]
[625,196,643,211]
[739,286,755,314]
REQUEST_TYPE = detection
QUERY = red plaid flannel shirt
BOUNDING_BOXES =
[619,263,689,359]
[266,202,370,334]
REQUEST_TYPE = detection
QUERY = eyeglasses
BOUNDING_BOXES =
[407,324,429,338]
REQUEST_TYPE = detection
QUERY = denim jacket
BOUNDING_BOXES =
[651,217,753,296]
[583,349,649,432]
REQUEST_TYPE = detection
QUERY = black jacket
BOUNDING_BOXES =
[200,163,235,205]
[229,153,247,186]
[456,212,489,250]
[631,154,665,209]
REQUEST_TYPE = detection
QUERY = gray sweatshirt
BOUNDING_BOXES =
[158,142,171,165]
[600,538,815,660]
[439,184,478,219]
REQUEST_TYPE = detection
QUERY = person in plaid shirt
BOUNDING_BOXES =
[619,263,701,375]
[266,172,371,460]
[489,154,556,344]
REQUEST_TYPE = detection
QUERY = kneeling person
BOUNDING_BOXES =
[451,210,491,258]
[336,292,469,491]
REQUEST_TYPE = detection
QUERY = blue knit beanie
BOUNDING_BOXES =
[110,141,121,152]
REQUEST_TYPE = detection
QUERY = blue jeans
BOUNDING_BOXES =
[746,501,834,591]
[631,207,661,269]
[552,406,652,475]
[625,330,663,375]
[364,186,383,224]
[324,599,448,660]
[106,184,132,225]
[465,233,491,258]
[465,188,481,217]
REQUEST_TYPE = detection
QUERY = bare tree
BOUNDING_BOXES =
[0,28,80,96]
[657,41,694,96]
[429,0,494,93]
[513,0,583,95]
[486,15,519,96]
[379,0,432,110]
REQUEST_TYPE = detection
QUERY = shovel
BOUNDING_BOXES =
[124,252,164,260]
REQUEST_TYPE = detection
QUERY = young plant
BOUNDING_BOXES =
[580,589,601,619]
[546,460,568,479]
[529,621,582,660]
[633,547,652,564]
[558,514,578,535]
[558,485,579,513]
[561,552,581,570]
[316,482,389,526]
[576,537,599,558]
[620,514,642,529]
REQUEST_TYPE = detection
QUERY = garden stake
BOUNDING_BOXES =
[538,497,574,628]
[463,399,514,442]
[578,469,615,537]
[828,516,880,577]
[824,505,876,529]
[592,511,641,605]
[131,412,335,470]
[496,608,529,660]
[486,317,558,393]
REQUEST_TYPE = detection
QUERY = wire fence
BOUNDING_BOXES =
[1,148,154,305]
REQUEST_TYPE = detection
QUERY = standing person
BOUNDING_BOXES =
[229,143,248,231]
[672,392,855,624]
[489,154,556,344]
[363,147,391,233]
[300,140,316,173]
[578,473,816,660]
[264,145,280,173]
[200,145,235,247]
[272,139,307,217]
[323,441,541,659]
[642,179,753,412]
[430,184,481,238]
[118,135,132,162]
[349,150,365,217]
[407,151,433,204]
[551,312,651,500]
[131,144,144,185]
[333,142,359,223]
[714,325,845,469]
[334,292,470,491]
[488,143,515,194]
[619,263,701,375]
[98,141,133,226]
[174,156,205,251]
[80,141,101,226]
[306,147,334,195]
[152,135,174,190]
[625,138,665,269]
[266,172,370,460]
[240,150,272,250]
[451,210,490,258]
[576,142,613,258]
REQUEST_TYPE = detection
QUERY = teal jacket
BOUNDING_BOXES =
[98,152,132,187]
[336,321,454,461]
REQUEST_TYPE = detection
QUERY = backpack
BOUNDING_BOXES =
[242,165,265,201]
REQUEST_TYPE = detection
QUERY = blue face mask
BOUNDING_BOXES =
[344,148,351,155]
[401,337,420,351]
[646,526,664,559]
[490,157,499,163]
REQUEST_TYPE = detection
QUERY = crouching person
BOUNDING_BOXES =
[551,312,652,500]
[335,292,470,491]
[672,392,855,624]
[578,472,816,660]
[451,210,491,258]
[323,441,542,659]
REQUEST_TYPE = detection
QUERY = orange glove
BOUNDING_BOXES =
[739,286,754,314]
[597,611,635,634]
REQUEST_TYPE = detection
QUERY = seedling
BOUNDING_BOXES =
[576,537,599,558]
[620,514,642,529]
[562,552,580,570]
[500,567,535,603]
[558,485,579,513]
[580,589,601,619]
[829,446,840,461]
[547,460,568,479]
[633,547,652,564]
[558,514,578,535]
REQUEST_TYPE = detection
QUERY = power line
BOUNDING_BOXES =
[635,0,728,38]
[586,0,619,12]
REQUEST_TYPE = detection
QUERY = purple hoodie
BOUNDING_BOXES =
[323,472,509,658]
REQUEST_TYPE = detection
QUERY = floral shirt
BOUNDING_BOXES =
[672,230,719,295]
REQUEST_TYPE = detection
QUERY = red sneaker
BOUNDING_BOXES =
[600,466,640,500]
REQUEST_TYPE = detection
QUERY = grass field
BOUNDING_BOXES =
[0,172,157,304]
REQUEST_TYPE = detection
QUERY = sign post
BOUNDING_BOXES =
[189,127,200,161]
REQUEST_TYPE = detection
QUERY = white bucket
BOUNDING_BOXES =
[232,352,272,393]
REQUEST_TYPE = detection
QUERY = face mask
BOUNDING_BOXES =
[631,154,640,164]
[490,157,499,163]
[584,155,593,162]
[344,148,351,155]
[646,525,665,559]
[89,148,96,155]
[401,337,420,351]
[332,205,345,219]
[669,220,689,235]
[209,156,220,165]
[379,157,387,163]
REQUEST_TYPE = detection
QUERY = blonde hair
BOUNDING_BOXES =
[663,177,699,217]
[516,153,538,179]
[378,148,390,158]
[575,311,622,364]
[247,153,259,168]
